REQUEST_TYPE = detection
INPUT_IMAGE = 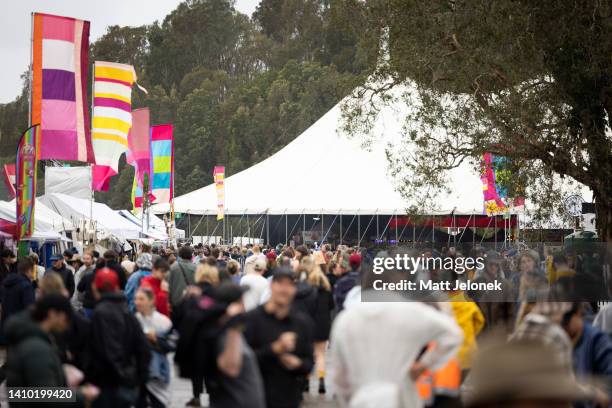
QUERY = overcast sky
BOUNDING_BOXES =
[0,0,259,103]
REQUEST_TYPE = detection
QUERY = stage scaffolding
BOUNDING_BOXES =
[177,210,519,249]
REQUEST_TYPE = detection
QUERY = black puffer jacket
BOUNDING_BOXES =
[85,292,150,388]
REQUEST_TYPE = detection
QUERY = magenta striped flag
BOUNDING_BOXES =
[31,13,93,162]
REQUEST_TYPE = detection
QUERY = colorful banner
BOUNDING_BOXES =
[481,153,525,216]
[91,62,137,191]
[481,153,507,216]
[2,164,16,199]
[131,175,144,210]
[16,125,41,240]
[128,108,151,186]
[150,124,174,204]
[31,12,93,162]
[214,166,225,221]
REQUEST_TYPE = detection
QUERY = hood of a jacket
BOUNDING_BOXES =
[295,281,316,300]
[3,272,30,289]
[4,310,49,346]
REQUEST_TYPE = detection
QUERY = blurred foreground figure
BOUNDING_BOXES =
[464,339,594,408]
[330,290,462,408]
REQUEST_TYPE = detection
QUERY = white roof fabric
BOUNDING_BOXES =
[117,210,186,240]
[45,166,92,200]
[41,193,142,241]
[152,85,484,216]
[0,200,68,240]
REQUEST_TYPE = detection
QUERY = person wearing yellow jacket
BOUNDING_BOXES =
[448,290,485,374]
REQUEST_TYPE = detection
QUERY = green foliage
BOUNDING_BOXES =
[337,0,612,240]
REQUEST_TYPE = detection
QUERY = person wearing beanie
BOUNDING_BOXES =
[125,253,154,313]
[45,254,75,298]
[87,268,150,408]
[334,253,361,313]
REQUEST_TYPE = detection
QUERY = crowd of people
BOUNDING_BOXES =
[0,240,610,408]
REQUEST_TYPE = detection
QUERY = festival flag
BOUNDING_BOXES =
[16,125,41,241]
[128,108,151,185]
[481,153,507,216]
[214,166,225,221]
[2,164,16,199]
[150,124,174,204]
[91,62,138,191]
[31,13,93,162]
[131,175,144,210]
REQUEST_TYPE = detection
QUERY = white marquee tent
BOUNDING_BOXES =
[41,193,143,241]
[152,87,484,216]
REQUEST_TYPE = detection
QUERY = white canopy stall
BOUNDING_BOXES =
[41,193,143,241]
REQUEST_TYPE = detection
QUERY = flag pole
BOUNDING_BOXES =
[28,13,33,128]
[89,63,95,234]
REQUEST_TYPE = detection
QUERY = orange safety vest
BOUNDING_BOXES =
[417,358,461,405]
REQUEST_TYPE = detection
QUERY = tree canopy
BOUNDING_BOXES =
[336,0,612,241]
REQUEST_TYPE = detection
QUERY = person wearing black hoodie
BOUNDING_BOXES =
[1,258,35,332]
[86,268,150,408]
[45,255,75,298]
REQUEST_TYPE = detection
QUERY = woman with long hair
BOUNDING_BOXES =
[300,256,334,394]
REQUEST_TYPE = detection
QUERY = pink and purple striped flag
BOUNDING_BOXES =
[31,13,93,162]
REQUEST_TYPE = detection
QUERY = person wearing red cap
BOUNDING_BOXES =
[333,252,362,312]
[86,268,150,408]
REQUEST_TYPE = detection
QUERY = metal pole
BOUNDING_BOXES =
[494,215,498,251]
[376,214,379,241]
[266,213,270,246]
[28,13,33,127]
[246,213,249,243]
[321,211,324,243]
[432,215,435,249]
[285,212,288,245]
[395,213,398,245]
[339,214,343,245]
[357,214,361,247]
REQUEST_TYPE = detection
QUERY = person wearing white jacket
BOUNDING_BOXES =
[330,290,463,408]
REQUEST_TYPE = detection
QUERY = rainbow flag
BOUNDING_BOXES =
[150,125,174,204]
[91,62,137,191]
[214,166,225,221]
[31,13,93,162]
[16,125,41,240]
